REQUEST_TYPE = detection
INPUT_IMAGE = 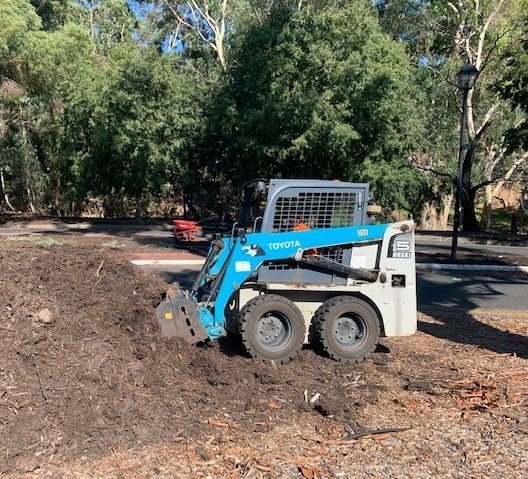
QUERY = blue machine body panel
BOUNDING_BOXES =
[193,224,390,340]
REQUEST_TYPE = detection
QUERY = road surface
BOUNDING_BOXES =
[415,236,528,262]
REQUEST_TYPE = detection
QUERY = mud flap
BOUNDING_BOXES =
[155,295,209,343]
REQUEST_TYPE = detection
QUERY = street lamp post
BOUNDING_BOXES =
[450,63,478,261]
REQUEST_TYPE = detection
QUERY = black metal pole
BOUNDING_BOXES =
[450,87,469,261]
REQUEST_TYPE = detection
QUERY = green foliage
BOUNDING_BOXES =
[209,1,424,210]
[24,22,96,97]
[0,0,41,62]
[0,1,46,212]
[29,0,78,31]
[59,45,205,215]
[7,1,207,216]
[500,16,528,150]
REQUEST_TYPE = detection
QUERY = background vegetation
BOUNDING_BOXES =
[0,0,527,231]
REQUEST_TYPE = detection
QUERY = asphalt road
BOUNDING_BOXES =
[416,269,528,315]
[140,264,528,316]
[415,236,528,261]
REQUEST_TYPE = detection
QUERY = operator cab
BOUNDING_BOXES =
[239,178,371,232]
[238,179,268,232]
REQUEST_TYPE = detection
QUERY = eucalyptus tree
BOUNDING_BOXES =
[378,0,528,231]
[501,21,528,149]
[499,13,528,230]
[151,0,266,71]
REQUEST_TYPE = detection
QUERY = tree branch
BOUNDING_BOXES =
[475,0,505,69]
[409,156,454,180]
[473,98,501,143]
[473,153,528,192]
[163,0,227,69]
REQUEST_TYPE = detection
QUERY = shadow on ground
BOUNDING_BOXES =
[418,273,528,358]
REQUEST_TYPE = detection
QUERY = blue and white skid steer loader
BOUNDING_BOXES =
[156,179,417,364]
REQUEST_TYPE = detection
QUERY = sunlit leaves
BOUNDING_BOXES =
[216,1,423,207]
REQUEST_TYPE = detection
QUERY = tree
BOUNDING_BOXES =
[500,14,528,149]
[57,45,205,216]
[0,0,43,212]
[23,21,99,213]
[498,13,528,231]
[208,1,425,211]
[378,0,528,231]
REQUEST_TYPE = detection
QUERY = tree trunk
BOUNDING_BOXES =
[479,183,493,230]
[461,147,480,231]
[26,186,36,214]
[462,186,480,231]
[135,206,142,220]
[419,202,438,230]
[510,212,518,234]
[419,193,453,231]
[439,193,453,230]
[0,170,16,212]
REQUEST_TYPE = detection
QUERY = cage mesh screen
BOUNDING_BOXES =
[318,247,344,262]
[272,192,357,232]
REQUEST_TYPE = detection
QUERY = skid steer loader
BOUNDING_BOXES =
[156,179,417,364]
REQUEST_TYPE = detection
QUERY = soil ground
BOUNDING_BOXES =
[0,234,527,478]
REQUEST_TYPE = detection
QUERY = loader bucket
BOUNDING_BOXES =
[155,293,209,343]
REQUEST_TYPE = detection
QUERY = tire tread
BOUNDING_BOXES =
[238,294,305,364]
[312,296,380,363]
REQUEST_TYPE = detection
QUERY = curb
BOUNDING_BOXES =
[416,263,528,273]
[416,233,528,247]
[131,257,528,273]
[131,259,206,266]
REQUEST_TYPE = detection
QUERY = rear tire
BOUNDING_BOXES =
[238,294,306,364]
[313,296,380,363]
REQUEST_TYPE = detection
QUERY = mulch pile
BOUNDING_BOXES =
[0,236,527,478]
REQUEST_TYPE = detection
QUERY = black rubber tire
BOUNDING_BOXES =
[313,296,380,363]
[238,294,306,364]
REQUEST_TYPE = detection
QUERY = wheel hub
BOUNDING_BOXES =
[257,313,290,349]
[334,316,363,346]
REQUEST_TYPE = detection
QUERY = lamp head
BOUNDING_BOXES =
[457,63,478,90]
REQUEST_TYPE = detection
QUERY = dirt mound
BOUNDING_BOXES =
[1,237,528,478]
[0,239,173,470]
[0,238,373,475]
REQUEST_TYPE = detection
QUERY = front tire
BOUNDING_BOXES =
[238,294,306,364]
[313,296,380,363]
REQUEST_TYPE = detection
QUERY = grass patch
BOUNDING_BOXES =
[3,236,74,245]
[475,207,512,233]
[36,237,74,247]
[101,240,126,249]
[445,206,519,233]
